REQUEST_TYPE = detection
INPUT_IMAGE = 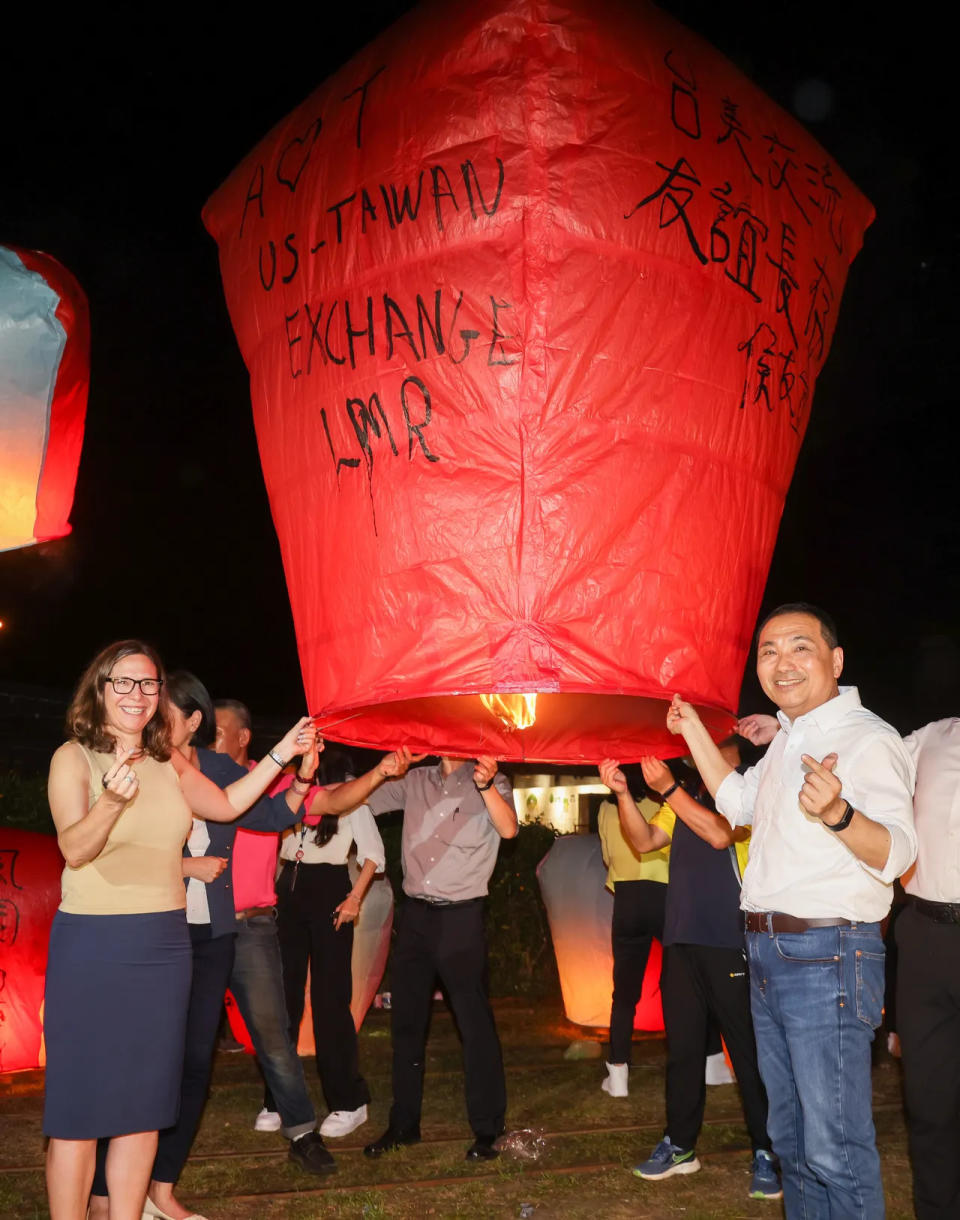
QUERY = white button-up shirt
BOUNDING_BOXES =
[902,718,960,902]
[185,816,212,925]
[716,687,917,921]
[278,803,385,872]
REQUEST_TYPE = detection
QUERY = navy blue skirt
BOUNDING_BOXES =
[43,908,192,1139]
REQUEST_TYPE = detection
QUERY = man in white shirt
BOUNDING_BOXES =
[897,718,960,1220]
[667,603,917,1219]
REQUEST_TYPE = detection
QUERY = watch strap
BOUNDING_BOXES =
[827,799,855,832]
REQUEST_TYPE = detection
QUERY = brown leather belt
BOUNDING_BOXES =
[745,911,856,934]
[911,896,960,925]
[235,905,276,921]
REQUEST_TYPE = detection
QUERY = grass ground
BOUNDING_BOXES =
[0,999,914,1218]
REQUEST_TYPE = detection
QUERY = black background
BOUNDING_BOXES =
[1,2,955,738]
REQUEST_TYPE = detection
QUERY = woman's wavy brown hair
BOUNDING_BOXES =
[66,639,173,760]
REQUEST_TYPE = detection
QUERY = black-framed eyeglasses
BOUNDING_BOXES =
[103,676,164,696]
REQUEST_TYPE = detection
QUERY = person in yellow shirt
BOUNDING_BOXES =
[597,793,669,1096]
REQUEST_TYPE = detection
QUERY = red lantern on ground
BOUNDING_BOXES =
[0,247,89,552]
[0,829,63,1072]
[203,0,873,762]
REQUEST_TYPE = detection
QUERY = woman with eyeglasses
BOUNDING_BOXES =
[86,673,411,1220]
[43,640,317,1220]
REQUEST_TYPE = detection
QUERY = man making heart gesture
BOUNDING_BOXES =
[666,603,917,1220]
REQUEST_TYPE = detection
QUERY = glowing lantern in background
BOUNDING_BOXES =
[203,0,873,762]
[0,246,89,552]
[537,834,663,1030]
[0,829,63,1072]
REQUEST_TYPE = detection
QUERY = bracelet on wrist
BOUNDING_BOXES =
[660,780,680,801]
[291,774,313,790]
[268,749,287,769]
[477,775,496,792]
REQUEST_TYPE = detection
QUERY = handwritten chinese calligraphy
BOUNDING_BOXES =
[626,46,855,437]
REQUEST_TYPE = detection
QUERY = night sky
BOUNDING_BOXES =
[1,3,955,739]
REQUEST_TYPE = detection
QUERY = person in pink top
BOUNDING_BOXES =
[212,700,415,1148]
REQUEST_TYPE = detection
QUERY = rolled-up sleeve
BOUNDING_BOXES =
[352,804,387,873]
[493,772,514,803]
[847,735,917,884]
[365,776,408,816]
[715,761,762,828]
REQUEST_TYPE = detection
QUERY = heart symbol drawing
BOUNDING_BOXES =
[276,117,323,193]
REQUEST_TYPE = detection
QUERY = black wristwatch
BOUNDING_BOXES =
[477,775,496,791]
[660,780,680,801]
[826,799,855,832]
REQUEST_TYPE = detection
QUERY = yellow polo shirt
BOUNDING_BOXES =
[598,799,671,892]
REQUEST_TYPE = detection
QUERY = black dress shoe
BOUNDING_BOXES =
[465,1138,500,1161]
[363,1127,421,1158]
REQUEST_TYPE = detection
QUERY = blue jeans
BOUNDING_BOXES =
[229,914,315,1139]
[747,922,885,1219]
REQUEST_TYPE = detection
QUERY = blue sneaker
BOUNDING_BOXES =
[633,1136,701,1180]
[749,1149,783,1199]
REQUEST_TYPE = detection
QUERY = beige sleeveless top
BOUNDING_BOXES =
[59,743,193,915]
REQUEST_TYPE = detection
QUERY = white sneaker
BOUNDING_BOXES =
[253,1107,282,1132]
[705,1051,735,1085]
[319,1104,368,1137]
[601,1061,629,1097]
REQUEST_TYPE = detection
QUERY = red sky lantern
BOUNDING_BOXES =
[0,247,89,553]
[0,829,64,1072]
[203,0,873,763]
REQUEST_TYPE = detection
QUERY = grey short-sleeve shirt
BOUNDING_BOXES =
[366,761,514,900]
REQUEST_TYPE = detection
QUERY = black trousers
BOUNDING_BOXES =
[388,897,506,1140]
[608,879,666,1064]
[265,861,370,1114]
[896,903,960,1220]
[661,942,771,1153]
[92,925,236,1193]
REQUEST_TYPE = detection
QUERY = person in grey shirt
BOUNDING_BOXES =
[362,754,518,1162]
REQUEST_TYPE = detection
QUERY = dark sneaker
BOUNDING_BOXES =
[288,1130,336,1175]
[363,1126,421,1158]
[749,1149,783,1199]
[633,1136,701,1180]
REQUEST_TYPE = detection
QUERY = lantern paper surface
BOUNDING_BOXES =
[203,0,873,762]
[537,833,663,1030]
[0,830,64,1072]
[0,247,89,552]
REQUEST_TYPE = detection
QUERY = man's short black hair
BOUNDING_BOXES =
[213,698,252,731]
[756,603,839,650]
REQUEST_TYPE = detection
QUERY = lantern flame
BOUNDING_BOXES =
[480,693,538,730]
